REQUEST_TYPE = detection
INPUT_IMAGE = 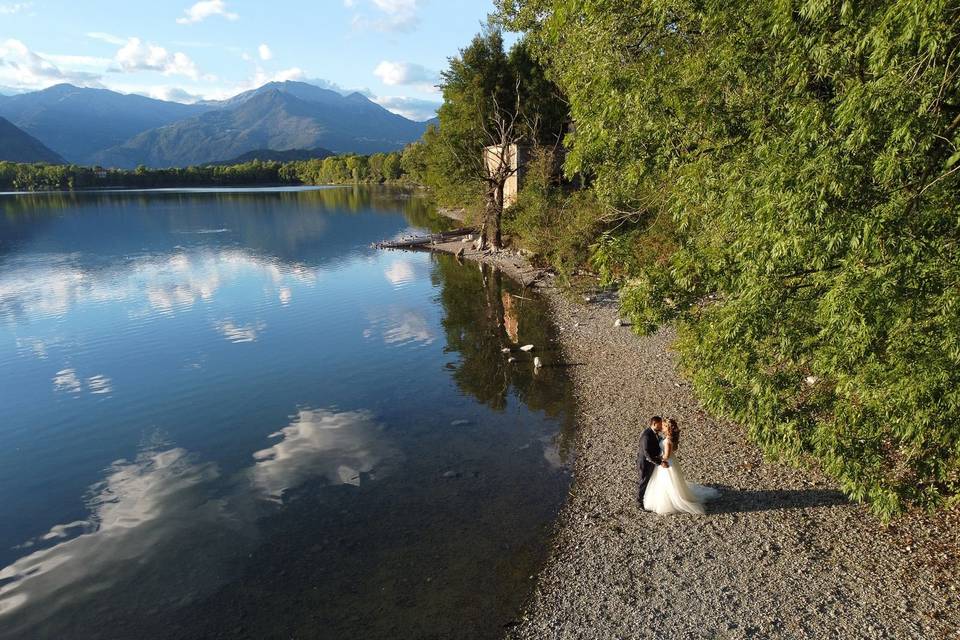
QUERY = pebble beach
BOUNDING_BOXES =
[423,238,959,639]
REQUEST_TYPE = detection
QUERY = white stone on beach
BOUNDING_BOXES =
[614,318,623,327]
[520,344,534,352]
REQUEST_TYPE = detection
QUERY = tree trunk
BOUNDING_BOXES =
[484,181,504,250]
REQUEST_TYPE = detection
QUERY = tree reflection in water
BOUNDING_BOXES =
[433,256,576,462]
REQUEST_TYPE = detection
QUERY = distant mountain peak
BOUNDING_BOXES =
[0,80,429,169]
[0,87,210,163]
[92,83,429,168]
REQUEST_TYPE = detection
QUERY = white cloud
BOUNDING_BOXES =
[373,60,437,88]
[0,39,102,90]
[372,0,417,14]
[148,85,206,103]
[99,81,208,103]
[86,32,127,46]
[257,44,272,61]
[176,0,238,24]
[242,65,305,90]
[272,67,304,82]
[114,38,200,80]
[40,53,112,69]
[372,95,439,121]
[0,2,32,14]
[352,0,421,32]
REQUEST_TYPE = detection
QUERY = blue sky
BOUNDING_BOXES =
[0,0,504,120]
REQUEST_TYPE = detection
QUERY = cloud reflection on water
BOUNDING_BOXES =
[383,260,416,286]
[364,306,436,347]
[251,408,398,501]
[0,249,317,325]
[214,320,266,344]
[0,448,224,619]
[0,407,395,628]
[51,369,113,396]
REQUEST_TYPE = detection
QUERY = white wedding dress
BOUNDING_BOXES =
[643,439,718,515]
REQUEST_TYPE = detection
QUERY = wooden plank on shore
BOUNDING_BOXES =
[373,227,477,250]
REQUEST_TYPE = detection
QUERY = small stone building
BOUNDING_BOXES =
[483,144,529,209]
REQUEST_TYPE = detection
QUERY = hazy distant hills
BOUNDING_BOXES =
[0,117,65,164]
[92,82,429,168]
[0,84,208,164]
[217,147,335,164]
[0,81,430,169]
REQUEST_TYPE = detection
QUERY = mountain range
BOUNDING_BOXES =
[0,117,65,164]
[0,82,431,169]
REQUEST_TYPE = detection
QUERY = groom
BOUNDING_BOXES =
[637,415,669,506]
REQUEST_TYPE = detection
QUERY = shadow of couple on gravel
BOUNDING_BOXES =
[706,487,849,514]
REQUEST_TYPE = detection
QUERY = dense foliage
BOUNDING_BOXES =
[0,150,413,192]
[417,28,568,238]
[492,0,960,517]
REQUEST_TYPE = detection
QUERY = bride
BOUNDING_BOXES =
[643,418,719,515]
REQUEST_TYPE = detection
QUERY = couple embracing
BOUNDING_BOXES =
[638,415,718,515]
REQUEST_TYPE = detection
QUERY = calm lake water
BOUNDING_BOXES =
[0,187,575,640]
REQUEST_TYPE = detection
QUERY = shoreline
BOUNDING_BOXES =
[422,236,959,639]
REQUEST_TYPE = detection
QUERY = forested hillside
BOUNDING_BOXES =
[416,1,959,517]
[0,117,64,164]
[0,149,411,191]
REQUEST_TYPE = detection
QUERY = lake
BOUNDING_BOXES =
[0,187,575,639]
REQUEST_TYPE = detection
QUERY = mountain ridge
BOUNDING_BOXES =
[91,82,428,168]
[0,81,431,169]
[0,84,209,164]
[0,116,66,164]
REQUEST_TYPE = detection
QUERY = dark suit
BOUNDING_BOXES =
[637,426,663,503]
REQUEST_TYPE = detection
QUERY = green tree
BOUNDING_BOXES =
[499,0,960,516]
[425,28,568,248]
[382,152,402,181]
[401,139,429,184]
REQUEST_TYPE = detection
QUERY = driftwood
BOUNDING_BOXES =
[373,227,476,250]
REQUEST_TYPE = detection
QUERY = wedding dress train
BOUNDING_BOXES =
[643,442,718,515]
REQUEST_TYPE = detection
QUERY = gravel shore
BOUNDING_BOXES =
[427,240,959,640]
